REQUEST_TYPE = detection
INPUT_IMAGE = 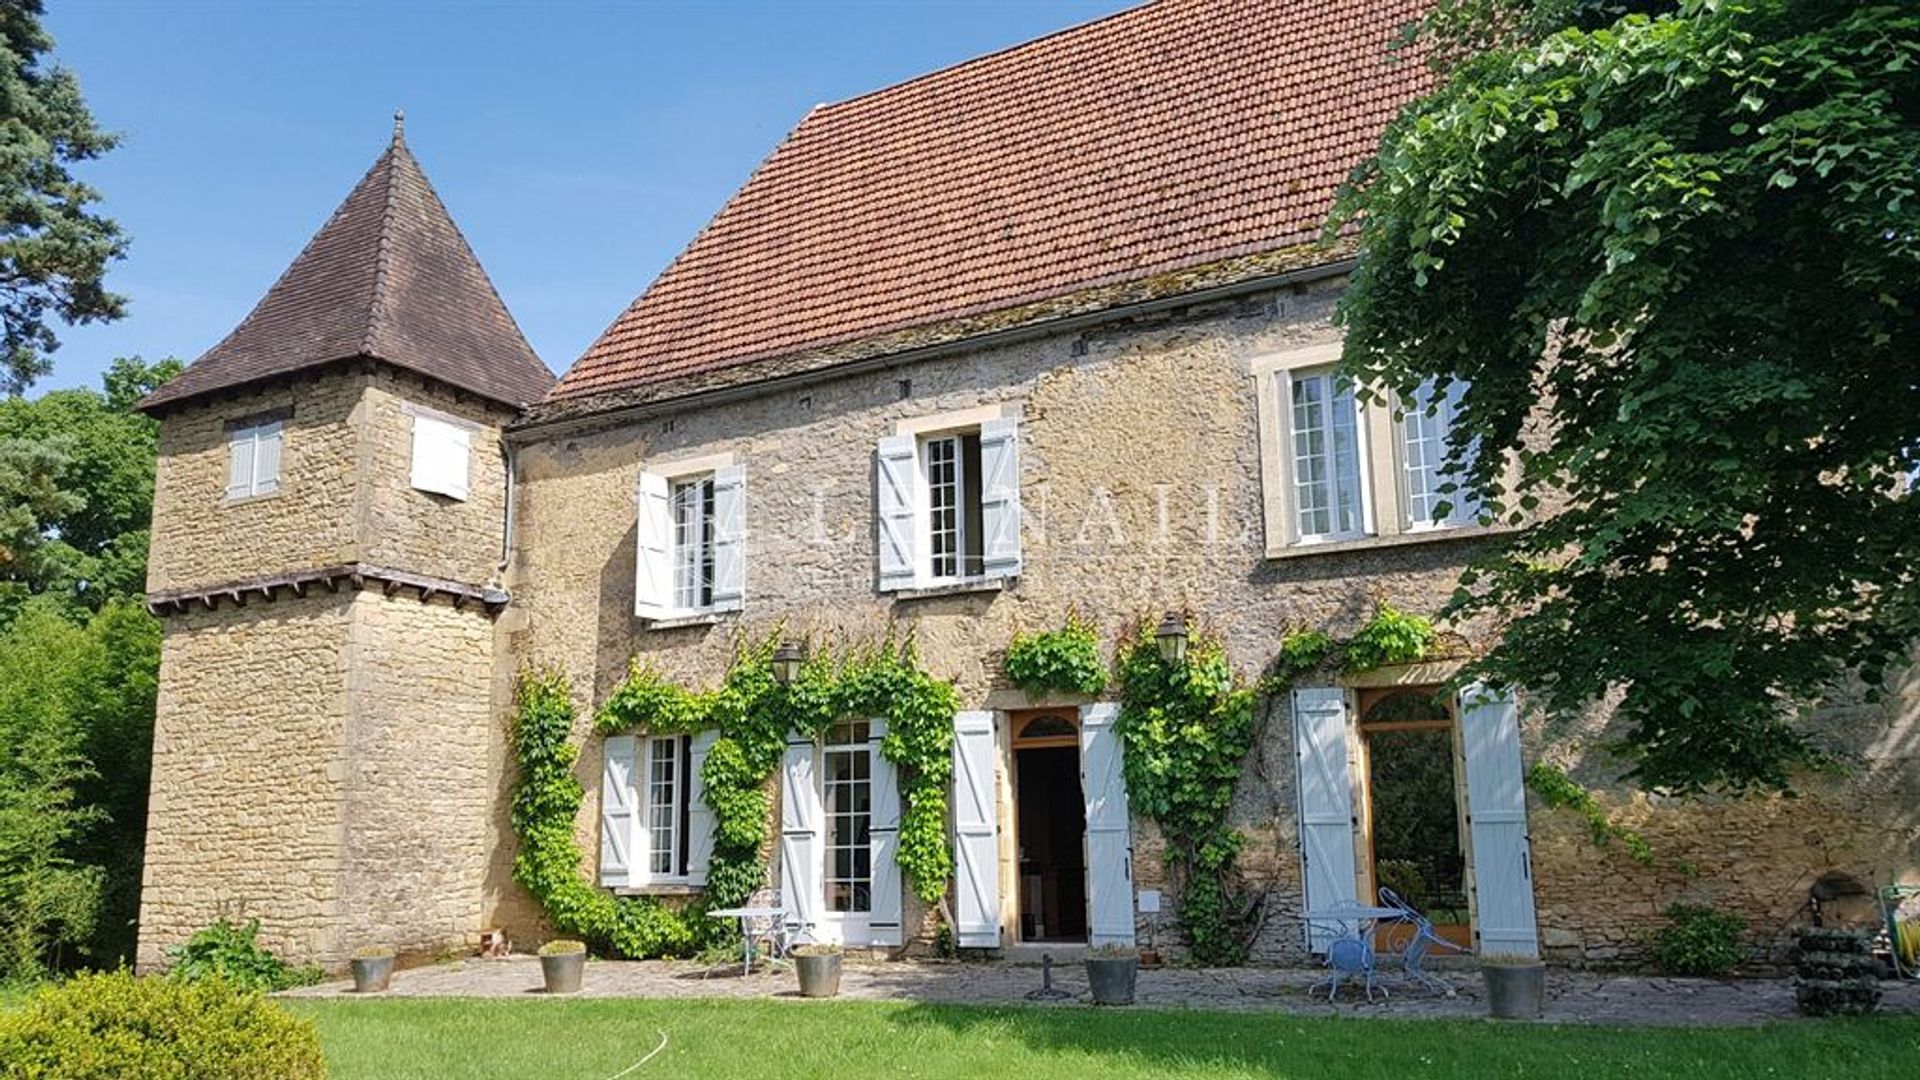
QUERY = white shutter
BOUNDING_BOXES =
[1293,686,1357,953]
[978,416,1022,579]
[686,730,718,887]
[1460,684,1539,958]
[599,734,638,888]
[951,710,1001,948]
[876,434,919,591]
[868,720,903,947]
[226,428,255,499]
[410,415,470,500]
[253,421,283,495]
[710,465,746,612]
[779,736,823,939]
[634,470,672,619]
[1079,702,1135,948]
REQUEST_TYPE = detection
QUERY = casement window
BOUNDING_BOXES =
[1255,343,1487,556]
[409,410,473,501]
[779,719,904,947]
[225,417,283,500]
[821,719,873,914]
[876,408,1021,591]
[600,731,716,890]
[635,459,744,621]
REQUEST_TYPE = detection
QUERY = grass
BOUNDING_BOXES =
[287,998,1920,1080]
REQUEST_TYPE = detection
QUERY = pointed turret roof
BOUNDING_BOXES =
[142,117,552,412]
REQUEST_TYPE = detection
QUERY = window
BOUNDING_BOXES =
[875,410,1021,591]
[409,411,472,501]
[644,735,691,880]
[1289,367,1369,541]
[671,475,716,610]
[1402,378,1478,529]
[822,719,872,914]
[921,432,984,582]
[225,417,283,500]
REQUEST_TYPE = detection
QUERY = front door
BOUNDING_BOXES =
[1012,711,1086,942]
[1357,687,1470,949]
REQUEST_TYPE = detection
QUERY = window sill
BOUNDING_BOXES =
[892,577,1010,602]
[614,883,701,898]
[1265,524,1507,561]
[222,490,282,507]
[640,611,731,631]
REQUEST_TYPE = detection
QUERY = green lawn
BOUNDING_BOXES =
[288,998,1920,1080]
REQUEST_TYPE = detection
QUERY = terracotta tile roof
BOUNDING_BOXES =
[551,0,1425,403]
[142,122,553,413]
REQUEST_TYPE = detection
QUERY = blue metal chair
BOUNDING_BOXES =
[1305,914,1388,1003]
[1379,887,1467,994]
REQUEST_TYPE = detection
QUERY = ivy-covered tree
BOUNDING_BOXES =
[1331,0,1919,793]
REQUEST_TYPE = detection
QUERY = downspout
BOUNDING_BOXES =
[497,440,517,578]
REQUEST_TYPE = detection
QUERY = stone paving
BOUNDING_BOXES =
[282,956,1920,1027]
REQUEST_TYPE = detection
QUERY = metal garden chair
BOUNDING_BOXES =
[742,886,792,966]
[1378,886,1468,994]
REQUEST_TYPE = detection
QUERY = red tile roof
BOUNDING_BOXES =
[142,124,553,413]
[551,0,1426,403]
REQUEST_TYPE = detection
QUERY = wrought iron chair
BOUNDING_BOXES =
[1379,886,1468,994]
[743,886,792,966]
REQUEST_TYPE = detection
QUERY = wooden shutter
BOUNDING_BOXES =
[951,710,1001,948]
[779,735,823,940]
[710,465,746,613]
[686,730,718,887]
[410,414,470,500]
[634,470,672,619]
[868,719,903,947]
[1293,686,1357,953]
[978,416,1022,579]
[599,734,638,888]
[876,434,918,591]
[1080,703,1136,947]
[253,421,283,495]
[226,427,255,499]
[1459,684,1539,958]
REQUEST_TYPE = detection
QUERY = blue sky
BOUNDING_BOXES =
[36,1,1134,395]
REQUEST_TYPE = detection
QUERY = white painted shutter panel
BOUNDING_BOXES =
[779,735,823,940]
[1079,702,1135,948]
[868,720,903,947]
[599,734,638,888]
[1460,684,1539,958]
[951,710,1001,948]
[253,422,283,494]
[876,434,918,591]
[978,416,1022,579]
[1293,686,1357,953]
[226,429,255,499]
[710,465,746,612]
[634,470,672,619]
[686,730,718,887]
[410,415,470,500]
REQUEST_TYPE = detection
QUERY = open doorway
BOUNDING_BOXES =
[1012,711,1087,943]
[1357,687,1471,950]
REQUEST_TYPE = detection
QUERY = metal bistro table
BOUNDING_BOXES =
[705,905,787,975]
[1300,902,1410,1003]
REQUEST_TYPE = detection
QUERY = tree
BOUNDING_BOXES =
[1330,0,1919,793]
[0,1,126,394]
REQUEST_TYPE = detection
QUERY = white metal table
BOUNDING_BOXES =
[705,905,786,974]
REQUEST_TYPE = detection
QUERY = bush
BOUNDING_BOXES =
[1653,903,1746,976]
[0,970,326,1079]
[167,918,322,992]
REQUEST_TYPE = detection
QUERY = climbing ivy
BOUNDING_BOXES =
[1114,623,1258,966]
[1342,603,1437,674]
[1524,762,1655,866]
[511,632,961,960]
[1003,614,1107,696]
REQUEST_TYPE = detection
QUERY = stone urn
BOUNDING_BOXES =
[1481,957,1547,1019]
[349,949,394,993]
[1086,946,1140,1006]
[538,940,586,994]
[793,945,843,998]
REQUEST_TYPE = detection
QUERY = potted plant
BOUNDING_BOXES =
[1481,954,1547,1019]
[1086,944,1140,1005]
[792,943,843,998]
[538,939,586,994]
[349,947,395,993]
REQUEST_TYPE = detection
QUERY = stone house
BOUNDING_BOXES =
[135,0,1916,973]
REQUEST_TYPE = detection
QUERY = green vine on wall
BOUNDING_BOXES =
[1003,614,1107,696]
[1524,762,1655,866]
[1114,624,1259,966]
[1260,603,1441,695]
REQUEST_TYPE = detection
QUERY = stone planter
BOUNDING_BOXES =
[1086,953,1139,1006]
[349,953,394,994]
[794,950,843,998]
[539,943,586,995]
[1482,960,1547,1019]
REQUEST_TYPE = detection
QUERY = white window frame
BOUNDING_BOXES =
[669,473,717,611]
[888,403,1015,589]
[225,416,283,501]
[819,719,874,930]
[1398,376,1479,531]
[639,733,691,886]
[637,451,739,620]
[405,405,476,501]
[1284,364,1373,544]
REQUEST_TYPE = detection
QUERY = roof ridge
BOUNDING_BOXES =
[359,136,406,359]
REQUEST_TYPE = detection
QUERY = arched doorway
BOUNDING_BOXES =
[1357,686,1470,949]
[1011,710,1087,943]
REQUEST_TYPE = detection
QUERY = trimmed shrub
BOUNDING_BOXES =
[167,918,322,992]
[1653,903,1746,976]
[0,970,326,1079]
